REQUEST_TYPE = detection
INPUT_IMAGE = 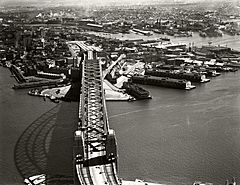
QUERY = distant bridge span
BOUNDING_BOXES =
[72,42,121,185]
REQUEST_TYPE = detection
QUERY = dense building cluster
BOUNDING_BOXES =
[0,3,240,100]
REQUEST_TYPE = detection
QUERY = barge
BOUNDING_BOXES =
[131,75,196,90]
[122,82,152,100]
[145,69,210,83]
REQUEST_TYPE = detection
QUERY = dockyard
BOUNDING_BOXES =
[3,30,240,102]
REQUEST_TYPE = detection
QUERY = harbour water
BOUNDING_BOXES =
[88,31,240,51]
[0,33,240,185]
[0,67,56,185]
[108,70,240,185]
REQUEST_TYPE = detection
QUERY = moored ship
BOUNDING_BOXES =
[122,82,152,100]
[145,69,210,83]
[131,75,196,90]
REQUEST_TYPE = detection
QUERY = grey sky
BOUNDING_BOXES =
[0,0,238,7]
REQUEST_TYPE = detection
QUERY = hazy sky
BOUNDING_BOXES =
[0,0,238,7]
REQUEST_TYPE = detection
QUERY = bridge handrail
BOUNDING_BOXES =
[99,62,110,133]
[80,60,87,129]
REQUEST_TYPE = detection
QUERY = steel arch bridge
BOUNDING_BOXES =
[73,42,121,185]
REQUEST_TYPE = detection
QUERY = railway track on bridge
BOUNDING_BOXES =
[74,56,120,185]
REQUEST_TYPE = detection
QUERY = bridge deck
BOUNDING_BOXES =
[75,58,120,185]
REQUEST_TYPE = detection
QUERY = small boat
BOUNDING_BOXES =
[193,181,213,185]
[24,174,46,185]
[226,177,236,185]
[49,95,60,103]
[160,37,170,41]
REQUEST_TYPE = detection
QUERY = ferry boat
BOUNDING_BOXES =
[132,75,196,90]
[122,82,152,100]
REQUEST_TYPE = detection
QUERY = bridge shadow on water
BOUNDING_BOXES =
[14,82,81,185]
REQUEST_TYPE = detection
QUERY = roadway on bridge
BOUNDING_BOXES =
[74,57,120,185]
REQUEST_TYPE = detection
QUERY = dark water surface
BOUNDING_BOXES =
[0,67,56,184]
[107,70,240,185]
[1,34,240,185]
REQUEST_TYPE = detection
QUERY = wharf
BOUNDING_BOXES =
[132,75,196,90]
[13,80,63,89]
[9,65,27,83]
[145,69,210,83]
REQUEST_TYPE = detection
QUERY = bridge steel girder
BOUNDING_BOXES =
[74,57,120,185]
